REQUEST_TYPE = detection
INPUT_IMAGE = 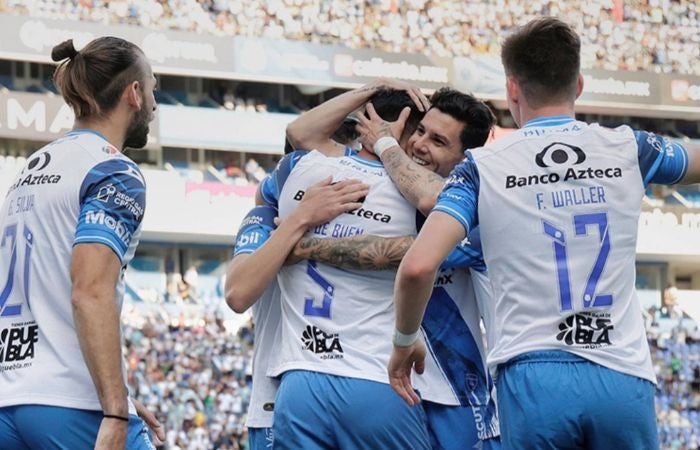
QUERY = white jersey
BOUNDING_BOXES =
[232,205,282,429]
[0,130,146,413]
[414,265,499,439]
[260,150,418,384]
[435,116,689,384]
[247,285,281,428]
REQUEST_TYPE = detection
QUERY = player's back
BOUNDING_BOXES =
[268,151,418,383]
[466,118,657,382]
[0,130,144,412]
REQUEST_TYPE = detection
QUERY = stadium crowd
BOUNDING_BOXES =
[2,0,699,75]
[118,299,700,450]
[124,309,255,450]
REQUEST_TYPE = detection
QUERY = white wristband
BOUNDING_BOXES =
[373,136,399,157]
[393,328,419,347]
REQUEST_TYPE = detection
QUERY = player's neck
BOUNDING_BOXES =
[357,147,379,161]
[519,104,576,128]
[73,119,124,151]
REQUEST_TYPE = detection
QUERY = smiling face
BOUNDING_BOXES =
[406,108,466,177]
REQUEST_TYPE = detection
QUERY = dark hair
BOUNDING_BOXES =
[331,117,360,146]
[501,17,581,108]
[52,37,148,119]
[429,88,495,149]
[368,88,425,143]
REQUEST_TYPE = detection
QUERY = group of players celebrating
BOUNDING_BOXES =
[1,16,699,450]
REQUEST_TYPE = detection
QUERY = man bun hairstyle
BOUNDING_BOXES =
[501,17,581,108]
[52,37,147,120]
[51,39,79,61]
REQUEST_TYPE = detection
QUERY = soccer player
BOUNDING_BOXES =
[0,37,162,449]
[290,82,501,450]
[225,176,368,450]
[388,17,700,450]
[257,88,433,450]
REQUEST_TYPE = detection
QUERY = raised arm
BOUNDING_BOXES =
[226,177,369,313]
[357,103,445,215]
[290,234,416,270]
[286,79,429,156]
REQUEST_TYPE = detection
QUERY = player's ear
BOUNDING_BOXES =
[506,77,520,106]
[575,74,584,99]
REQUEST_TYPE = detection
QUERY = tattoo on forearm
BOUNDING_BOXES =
[382,148,445,209]
[297,235,415,270]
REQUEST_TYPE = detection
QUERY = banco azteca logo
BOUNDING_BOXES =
[535,142,586,168]
[301,325,343,359]
[556,312,613,348]
[23,152,51,174]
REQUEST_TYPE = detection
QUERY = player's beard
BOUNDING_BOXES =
[123,102,151,150]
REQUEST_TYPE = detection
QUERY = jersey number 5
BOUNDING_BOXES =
[544,212,612,312]
[303,260,334,318]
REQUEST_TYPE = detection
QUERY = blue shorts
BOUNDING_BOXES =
[249,427,274,450]
[422,401,501,450]
[0,404,154,450]
[273,370,430,450]
[497,350,658,450]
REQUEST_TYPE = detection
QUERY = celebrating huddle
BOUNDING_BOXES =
[1,16,699,450]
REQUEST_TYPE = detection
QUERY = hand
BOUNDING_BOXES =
[94,417,127,450]
[371,78,431,112]
[356,103,411,152]
[133,398,165,443]
[387,340,426,406]
[290,176,369,228]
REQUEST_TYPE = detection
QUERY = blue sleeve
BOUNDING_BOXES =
[74,159,146,262]
[233,205,278,256]
[635,131,688,186]
[440,226,486,271]
[259,150,309,207]
[433,152,480,236]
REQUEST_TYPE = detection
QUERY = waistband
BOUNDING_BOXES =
[500,350,589,368]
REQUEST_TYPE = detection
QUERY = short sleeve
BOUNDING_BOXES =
[433,152,480,237]
[74,159,146,262]
[233,205,278,256]
[635,130,688,186]
[259,150,309,207]
[440,226,486,272]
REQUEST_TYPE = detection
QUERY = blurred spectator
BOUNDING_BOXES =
[3,0,700,74]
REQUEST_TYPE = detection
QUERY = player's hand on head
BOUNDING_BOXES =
[373,78,430,112]
[356,103,410,154]
[388,340,426,406]
[296,176,369,227]
[95,416,128,450]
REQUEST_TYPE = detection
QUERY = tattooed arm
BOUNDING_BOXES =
[380,147,446,216]
[290,235,416,270]
[356,104,445,216]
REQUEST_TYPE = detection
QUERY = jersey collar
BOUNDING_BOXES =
[523,115,576,128]
[66,128,109,142]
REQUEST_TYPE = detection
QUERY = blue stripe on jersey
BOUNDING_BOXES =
[259,150,309,207]
[344,146,356,156]
[348,153,383,167]
[634,131,688,187]
[234,206,277,256]
[74,159,146,262]
[523,115,576,128]
[422,286,490,407]
[441,227,486,272]
[434,152,480,236]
